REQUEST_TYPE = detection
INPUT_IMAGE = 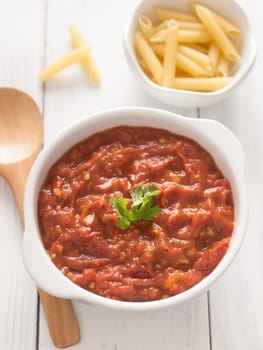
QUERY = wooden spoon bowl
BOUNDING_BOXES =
[0,87,80,347]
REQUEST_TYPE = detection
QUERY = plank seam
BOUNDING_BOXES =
[207,291,213,350]
[37,0,48,348]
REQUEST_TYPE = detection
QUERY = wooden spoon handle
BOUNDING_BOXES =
[38,289,80,347]
[4,156,80,347]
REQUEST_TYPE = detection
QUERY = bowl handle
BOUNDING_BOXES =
[190,118,245,173]
[22,228,78,299]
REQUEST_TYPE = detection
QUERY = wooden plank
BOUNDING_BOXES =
[198,1,263,347]
[0,180,38,350]
[40,296,210,350]
[39,0,210,348]
[0,0,45,349]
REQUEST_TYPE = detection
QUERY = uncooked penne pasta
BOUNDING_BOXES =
[178,44,211,72]
[138,59,152,77]
[172,77,232,91]
[134,4,240,92]
[69,25,101,85]
[150,29,167,43]
[162,20,179,87]
[216,56,230,77]
[155,7,199,22]
[39,45,90,82]
[188,43,209,54]
[178,21,206,30]
[134,30,163,84]
[151,44,165,58]
[69,25,86,47]
[213,12,241,38]
[138,15,154,40]
[208,41,220,75]
[151,28,211,44]
[188,2,241,37]
[152,44,211,76]
[152,43,212,73]
[154,20,169,32]
[176,51,210,77]
[194,5,240,62]
[155,20,205,31]
[178,29,212,43]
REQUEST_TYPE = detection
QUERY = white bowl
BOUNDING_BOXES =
[123,0,256,108]
[22,107,248,311]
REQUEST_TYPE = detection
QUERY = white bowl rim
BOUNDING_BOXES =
[22,106,249,311]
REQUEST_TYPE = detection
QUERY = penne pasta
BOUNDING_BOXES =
[176,51,210,77]
[172,77,232,91]
[154,20,169,32]
[188,2,241,37]
[152,43,212,73]
[162,20,179,87]
[194,5,240,62]
[69,25,86,48]
[150,29,167,43]
[138,15,154,40]
[138,58,152,77]
[69,25,101,85]
[151,28,211,44]
[213,12,241,38]
[208,41,220,75]
[39,45,90,82]
[134,30,163,84]
[178,44,212,72]
[154,7,199,22]
[188,43,209,54]
[216,56,230,77]
[134,5,240,92]
[155,19,205,31]
[177,21,206,30]
[178,29,212,43]
[151,44,165,58]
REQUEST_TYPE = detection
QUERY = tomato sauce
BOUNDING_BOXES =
[38,126,234,301]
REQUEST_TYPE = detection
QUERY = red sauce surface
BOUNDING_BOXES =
[38,126,234,301]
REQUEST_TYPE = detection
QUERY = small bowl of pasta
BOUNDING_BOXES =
[124,0,256,107]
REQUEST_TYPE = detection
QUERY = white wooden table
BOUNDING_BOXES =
[0,0,262,349]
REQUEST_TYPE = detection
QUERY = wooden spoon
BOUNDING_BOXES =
[0,87,80,347]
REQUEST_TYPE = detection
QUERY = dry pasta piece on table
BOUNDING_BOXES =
[39,45,90,82]
[69,25,101,85]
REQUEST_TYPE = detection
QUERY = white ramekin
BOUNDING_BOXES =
[123,0,256,108]
[22,107,248,311]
